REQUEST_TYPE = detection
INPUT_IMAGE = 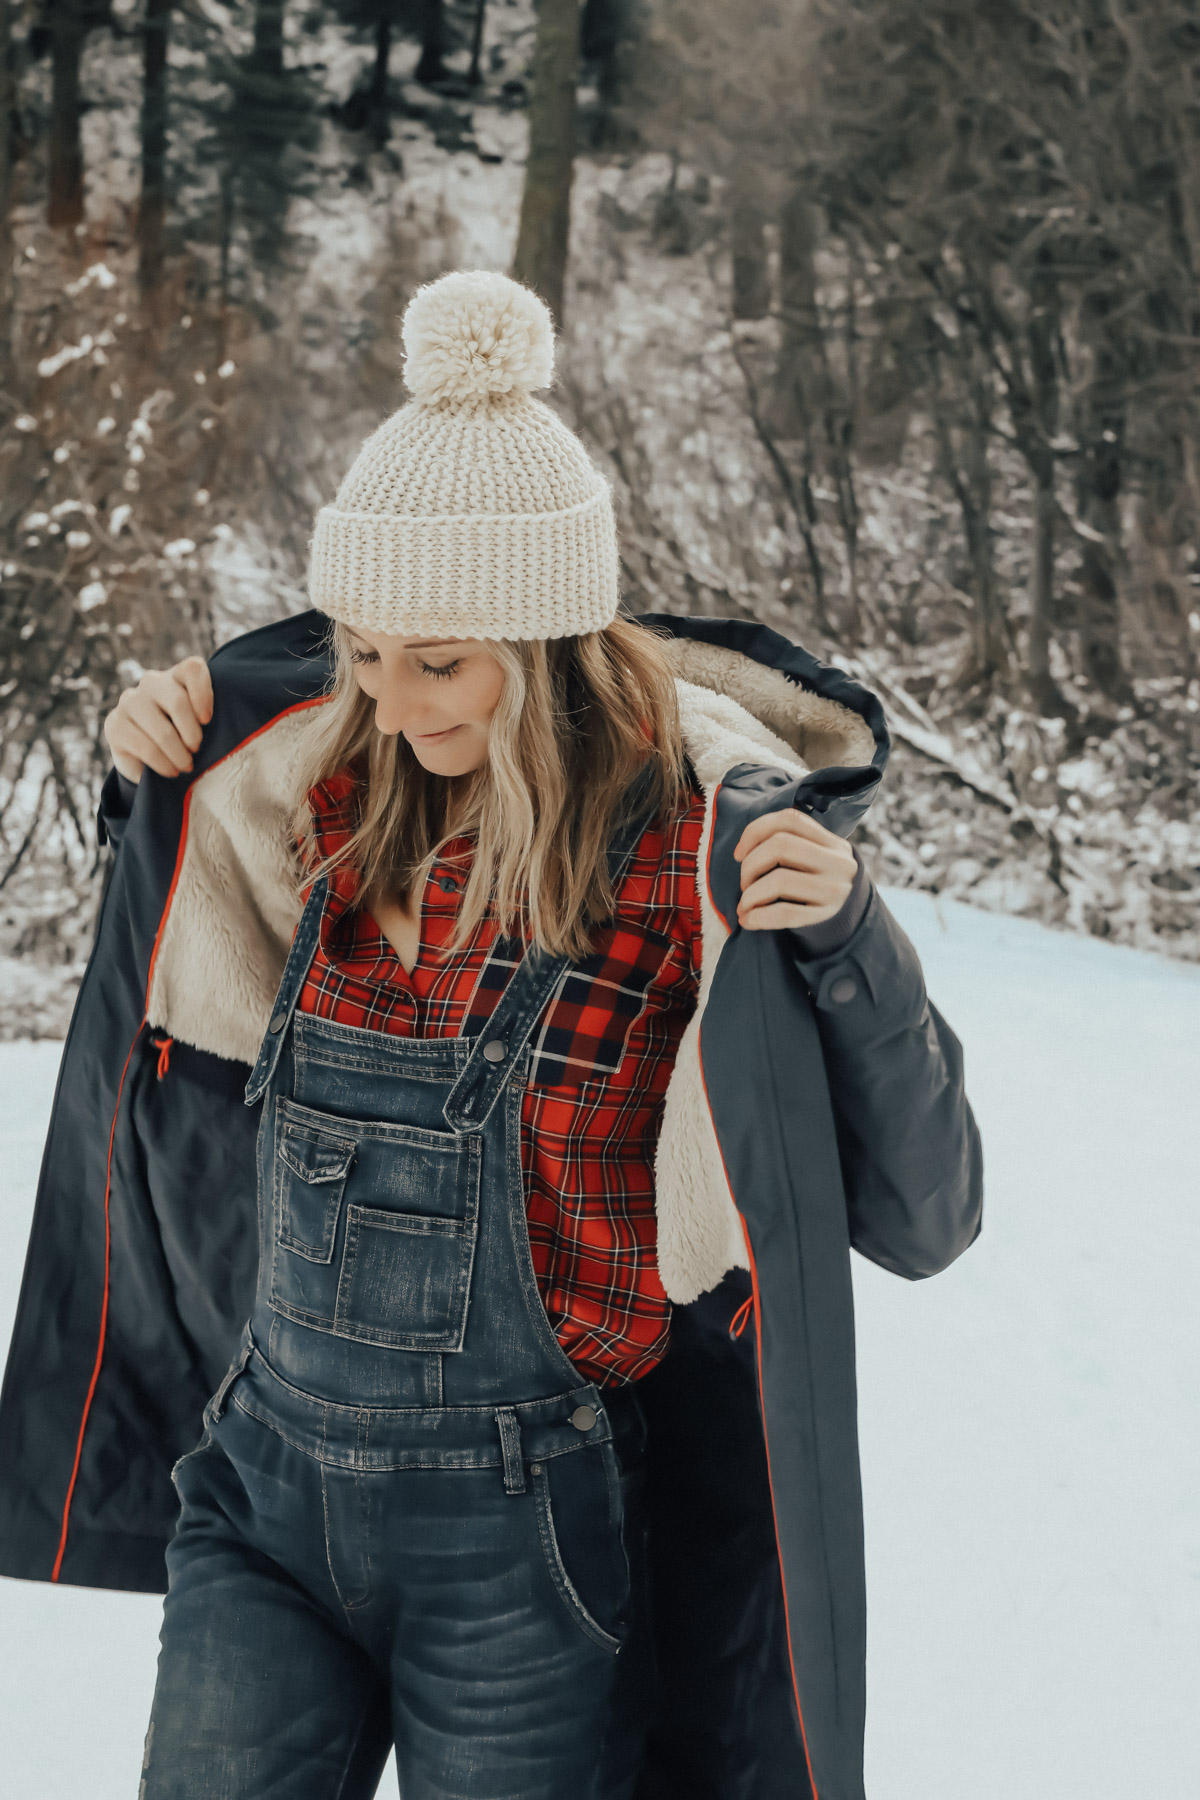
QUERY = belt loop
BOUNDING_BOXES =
[495,1407,526,1496]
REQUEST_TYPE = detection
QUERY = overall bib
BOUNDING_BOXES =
[142,817,656,1800]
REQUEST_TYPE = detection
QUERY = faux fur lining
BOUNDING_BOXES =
[145,709,312,1067]
[663,637,877,772]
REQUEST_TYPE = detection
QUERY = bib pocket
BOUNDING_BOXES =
[268,1095,481,1351]
[335,1205,477,1350]
[275,1111,356,1263]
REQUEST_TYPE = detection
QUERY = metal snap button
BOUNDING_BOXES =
[830,977,857,1005]
[570,1405,598,1433]
[482,1039,507,1063]
[530,1463,543,1477]
[268,1013,288,1034]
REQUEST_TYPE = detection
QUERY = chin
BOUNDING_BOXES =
[409,741,485,777]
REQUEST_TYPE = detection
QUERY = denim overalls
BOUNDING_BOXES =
[142,813,656,1800]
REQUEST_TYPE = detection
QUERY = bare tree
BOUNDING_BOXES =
[0,0,14,371]
[512,0,582,324]
[137,0,171,303]
[48,0,86,227]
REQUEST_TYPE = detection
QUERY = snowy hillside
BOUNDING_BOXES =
[1,887,1198,1799]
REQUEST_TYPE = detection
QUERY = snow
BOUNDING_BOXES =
[1,891,1198,1798]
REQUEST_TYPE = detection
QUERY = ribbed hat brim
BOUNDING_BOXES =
[308,489,620,641]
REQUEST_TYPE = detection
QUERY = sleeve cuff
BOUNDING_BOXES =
[788,846,872,959]
[96,766,139,849]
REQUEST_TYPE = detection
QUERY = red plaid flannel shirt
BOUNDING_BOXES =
[297,772,707,1386]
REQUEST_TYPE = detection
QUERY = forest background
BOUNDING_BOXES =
[2,0,1199,1034]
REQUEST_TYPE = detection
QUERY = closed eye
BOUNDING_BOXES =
[419,659,461,680]
[348,647,380,666]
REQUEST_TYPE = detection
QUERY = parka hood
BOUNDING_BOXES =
[643,612,888,834]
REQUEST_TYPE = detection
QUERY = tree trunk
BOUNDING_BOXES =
[931,345,1009,683]
[1023,262,1062,707]
[368,13,391,144]
[1076,401,1128,698]
[0,0,14,371]
[729,159,769,320]
[1028,457,1055,706]
[769,186,820,438]
[414,0,447,87]
[48,0,86,228]
[137,0,170,304]
[468,0,487,87]
[512,0,581,326]
[251,0,284,77]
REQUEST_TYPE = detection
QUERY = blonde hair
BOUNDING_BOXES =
[294,619,688,961]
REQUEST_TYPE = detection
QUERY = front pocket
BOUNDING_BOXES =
[268,1097,482,1350]
[334,1205,477,1350]
[531,1449,631,1654]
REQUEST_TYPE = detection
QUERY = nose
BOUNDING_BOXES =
[372,692,407,737]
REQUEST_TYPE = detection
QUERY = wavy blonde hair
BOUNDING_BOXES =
[294,618,688,961]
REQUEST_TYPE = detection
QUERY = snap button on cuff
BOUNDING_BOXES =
[830,977,857,1005]
[269,1013,288,1034]
[570,1404,598,1432]
[482,1039,508,1063]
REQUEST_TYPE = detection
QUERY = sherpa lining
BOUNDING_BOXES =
[144,644,876,1298]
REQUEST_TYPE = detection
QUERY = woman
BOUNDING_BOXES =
[0,272,982,1800]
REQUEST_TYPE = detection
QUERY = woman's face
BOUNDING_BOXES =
[344,626,505,776]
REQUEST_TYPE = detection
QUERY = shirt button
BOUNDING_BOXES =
[830,977,857,1004]
[482,1039,507,1063]
[570,1405,598,1433]
[437,876,459,893]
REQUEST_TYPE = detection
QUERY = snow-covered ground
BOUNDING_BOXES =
[1,889,1197,1798]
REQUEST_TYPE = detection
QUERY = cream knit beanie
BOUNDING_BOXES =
[307,270,619,641]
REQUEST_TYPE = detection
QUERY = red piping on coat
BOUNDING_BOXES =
[697,786,819,1794]
[50,694,328,1582]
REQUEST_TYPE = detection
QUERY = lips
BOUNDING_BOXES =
[407,724,462,743]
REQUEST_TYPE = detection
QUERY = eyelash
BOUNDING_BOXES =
[347,650,461,681]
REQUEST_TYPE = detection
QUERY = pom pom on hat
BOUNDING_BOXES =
[401,270,555,405]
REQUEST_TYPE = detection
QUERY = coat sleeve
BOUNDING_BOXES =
[790,877,984,1279]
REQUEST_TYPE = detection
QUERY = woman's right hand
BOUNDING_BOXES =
[103,655,214,784]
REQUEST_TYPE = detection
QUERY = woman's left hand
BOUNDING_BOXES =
[734,807,857,931]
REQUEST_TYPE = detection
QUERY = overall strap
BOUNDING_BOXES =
[244,877,329,1107]
[441,771,659,1134]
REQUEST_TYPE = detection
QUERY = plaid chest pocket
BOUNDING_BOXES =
[526,919,678,1087]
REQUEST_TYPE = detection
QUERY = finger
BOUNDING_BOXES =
[143,668,206,754]
[104,712,144,783]
[118,688,195,772]
[173,655,214,725]
[738,830,851,890]
[114,715,190,781]
[740,899,842,931]
[734,806,837,862]
[737,867,847,917]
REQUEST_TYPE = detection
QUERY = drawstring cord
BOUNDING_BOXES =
[151,1035,173,1080]
[729,1294,754,1340]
